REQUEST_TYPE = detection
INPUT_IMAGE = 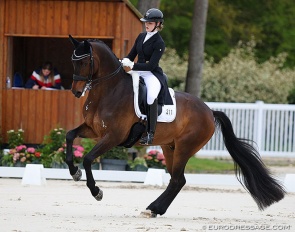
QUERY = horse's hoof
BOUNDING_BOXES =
[94,189,103,201]
[71,168,82,181]
[139,209,157,218]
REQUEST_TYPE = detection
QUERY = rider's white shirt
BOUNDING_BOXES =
[143,31,158,43]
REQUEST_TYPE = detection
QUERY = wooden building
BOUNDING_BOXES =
[0,0,142,144]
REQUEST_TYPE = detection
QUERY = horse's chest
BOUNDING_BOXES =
[83,109,106,129]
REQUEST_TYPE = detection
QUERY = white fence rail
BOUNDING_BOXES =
[151,101,295,157]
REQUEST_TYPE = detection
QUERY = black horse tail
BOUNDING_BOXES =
[212,110,286,210]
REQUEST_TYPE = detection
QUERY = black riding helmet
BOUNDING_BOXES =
[140,8,164,23]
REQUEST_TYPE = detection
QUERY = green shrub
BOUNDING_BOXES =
[287,88,295,104]
[81,138,96,154]
[101,146,129,160]
[161,40,295,103]
[202,40,295,103]
[160,48,187,90]
[7,129,24,148]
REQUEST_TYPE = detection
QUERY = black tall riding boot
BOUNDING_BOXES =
[139,99,158,145]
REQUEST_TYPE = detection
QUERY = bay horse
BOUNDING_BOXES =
[66,35,285,217]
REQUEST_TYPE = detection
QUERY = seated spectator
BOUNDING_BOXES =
[25,61,61,89]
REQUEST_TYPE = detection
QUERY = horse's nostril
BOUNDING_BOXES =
[75,91,82,98]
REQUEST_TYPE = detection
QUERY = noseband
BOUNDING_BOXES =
[71,45,122,89]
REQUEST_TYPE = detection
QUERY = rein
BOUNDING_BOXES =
[71,44,122,90]
[91,63,122,87]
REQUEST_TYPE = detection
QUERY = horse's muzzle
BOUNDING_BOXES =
[71,89,82,98]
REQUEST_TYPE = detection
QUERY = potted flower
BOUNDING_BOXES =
[80,138,100,169]
[1,145,41,167]
[7,129,24,148]
[50,146,67,168]
[128,157,148,171]
[50,138,99,169]
[40,128,67,168]
[100,146,129,171]
[144,149,166,170]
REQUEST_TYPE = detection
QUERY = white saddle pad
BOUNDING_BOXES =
[129,71,176,123]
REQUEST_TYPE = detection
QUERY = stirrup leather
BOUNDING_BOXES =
[140,98,158,145]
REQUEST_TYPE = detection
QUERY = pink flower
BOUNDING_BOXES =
[156,153,164,161]
[74,150,83,158]
[162,160,166,166]
[58,147,64,152]
[75,146,84,152]
[148,150,157,155]
[9,149,17,155]
[16,145,26,152]
[27,147,35,154]
[13,153,20,161]
[20,157,26,163]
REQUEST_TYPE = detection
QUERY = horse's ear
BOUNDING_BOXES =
[84,40,91,53]
[69,34,80,49]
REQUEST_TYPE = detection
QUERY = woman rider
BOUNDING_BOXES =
[122,8,171,145]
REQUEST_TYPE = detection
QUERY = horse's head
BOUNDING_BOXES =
[69,35,94,98]
[69,35,122,98]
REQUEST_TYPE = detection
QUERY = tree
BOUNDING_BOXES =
[185,0,208,96]
[136,0,161,15]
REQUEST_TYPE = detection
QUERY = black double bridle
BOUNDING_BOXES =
[71,45,122,90]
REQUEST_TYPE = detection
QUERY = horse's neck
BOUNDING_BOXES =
[87,71,132,104]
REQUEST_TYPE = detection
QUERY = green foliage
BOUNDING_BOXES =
[81,138,96,154]
[223,0,295,67]
[101,146,129,160]
[36,128,66,167]
[160,48,187,89]
[287,88,295,104]
[159,0,295,68]
[1,152,13,167]
[128,157,147,170]
[161,40,295,103]
[160,0,193,58]
[185,157,234,173]
[42,128,66,152]
[7,129,24,148]
[201,40,295,103]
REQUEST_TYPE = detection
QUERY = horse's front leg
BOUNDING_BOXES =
[83,136,116,201]
[65,123,96,181]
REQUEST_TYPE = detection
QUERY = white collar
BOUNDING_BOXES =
[146,31,158,37]
[143,31,158,43]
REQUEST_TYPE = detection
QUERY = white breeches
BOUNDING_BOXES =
[139,71,161,105]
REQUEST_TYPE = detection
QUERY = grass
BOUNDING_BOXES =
[184,157,235,174]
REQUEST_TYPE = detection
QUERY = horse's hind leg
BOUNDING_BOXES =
[143,145,188,217]
[65,123,96,181]
[144,131,213,217]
